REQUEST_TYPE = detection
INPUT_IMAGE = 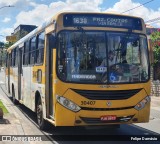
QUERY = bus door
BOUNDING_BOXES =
[45,33,55,119]
[18,45,23,101]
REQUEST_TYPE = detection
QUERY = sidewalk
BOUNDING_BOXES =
[0,82,23,135]
[0,87,51,144]
[151,96,160,111]
[135,96,160,134]
[150,96,160,121]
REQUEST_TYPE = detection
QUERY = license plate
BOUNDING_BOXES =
[100,115,116,121]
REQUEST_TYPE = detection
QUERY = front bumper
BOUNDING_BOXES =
[55,102,150,126]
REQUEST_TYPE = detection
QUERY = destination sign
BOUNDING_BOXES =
[63,14,142,30]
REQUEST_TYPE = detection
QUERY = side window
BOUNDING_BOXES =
[22,46,24,65]
[10,52,12,67]
[36,32,45,64]
[23,44,25,65]
[14,49,16,66]
[30,36,37,64]
[11,50,13,66]
[15,47,18,67]
[6,54,8,67]
[23,40,30,65]
[11,49,16,67]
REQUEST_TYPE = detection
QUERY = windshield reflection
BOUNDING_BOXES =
[57,31,149,84]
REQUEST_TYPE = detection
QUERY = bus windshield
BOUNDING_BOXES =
[57,31,149,84]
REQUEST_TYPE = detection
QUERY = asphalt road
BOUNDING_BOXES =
[0,70,160,144]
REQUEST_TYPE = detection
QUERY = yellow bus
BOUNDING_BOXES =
[5,12,150,130]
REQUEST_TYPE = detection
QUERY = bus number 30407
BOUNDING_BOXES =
[81,101,96,105]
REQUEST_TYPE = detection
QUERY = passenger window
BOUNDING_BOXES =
[6,54,8,67]
[15,47,18,66]
[10,51,13,67]
[30,36,37,64]
[23,40,30,65]
[11,49,16,67]
[36,32,45,64]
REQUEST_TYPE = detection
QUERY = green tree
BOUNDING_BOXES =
[150,29,160,64]
[0,41,15,66]
[4,41,14,49]
[0,42,5,66]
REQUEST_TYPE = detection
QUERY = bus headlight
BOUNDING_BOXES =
[134,96,151,111]
[56,95,81,112]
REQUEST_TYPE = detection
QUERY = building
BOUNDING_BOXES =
[146,25,160,96]
[13,24,37,41]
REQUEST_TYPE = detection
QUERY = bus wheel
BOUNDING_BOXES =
[12,88,19,105]
[36,97,48,130]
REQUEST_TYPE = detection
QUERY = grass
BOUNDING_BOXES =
[0,100,8,114]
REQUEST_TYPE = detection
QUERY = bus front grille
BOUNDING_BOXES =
[72,89,142,100]
[80,106,134,111]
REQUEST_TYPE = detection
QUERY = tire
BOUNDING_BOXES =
[36,97,49,130]
[12,87,19,105]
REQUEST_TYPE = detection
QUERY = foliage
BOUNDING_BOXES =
[150,29,160,64]
[0,41,14,66]
[0,100,8,114]
[0,29,29,66]
[4,42,15,49]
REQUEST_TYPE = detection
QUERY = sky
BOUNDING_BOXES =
[0,0,160,42]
